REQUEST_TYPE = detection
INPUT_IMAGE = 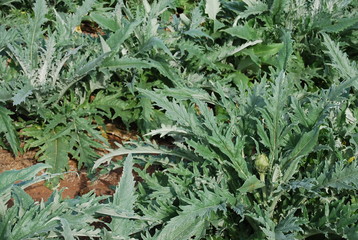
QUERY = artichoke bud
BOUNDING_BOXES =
[255,153,269,174]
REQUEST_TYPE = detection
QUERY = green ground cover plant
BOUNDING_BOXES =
[0,0,357,239]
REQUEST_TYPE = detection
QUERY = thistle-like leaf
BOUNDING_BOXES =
[106,20,141,51]
[239,175,265,193]
[0,163,49,194]
[108,154,140,237]
[28,0,48,65]
[157,189,225,240]
[145,124,187,138]
[139,89,200,130]
[38,133,70,174]
[0,106,20,155]
[67,0,96,31]
[205,0,221,20]
[11,84,33,105]
[318,160,358,190]
[277,31,293,71]
[322,33,357,79]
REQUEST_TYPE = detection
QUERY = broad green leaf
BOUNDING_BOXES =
[0,88,12,103]
[286,128,319,163]
[12,186,34,213]
[106,20,141,51]
[223,24,259,41]
[103,57,152,69]
[41,134,69,174]
[90,12,119,31]
[239,175,265,193]
[270,0,288,17]
[157,215,206,240]
[277,31,292,71]
[283,128,319,182]
[238,0,268,19]
[253,43,283,57]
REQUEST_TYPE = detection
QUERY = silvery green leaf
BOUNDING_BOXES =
[205,0,221,20]
[345,108,356,124]
[272,164,282,183]
[11,84,33,105]
[144,125,187,138]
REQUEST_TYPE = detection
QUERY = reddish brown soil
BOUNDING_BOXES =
[0,124,138,202]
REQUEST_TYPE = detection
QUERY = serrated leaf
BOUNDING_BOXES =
[275,212,303,234]
[58,218,76,240]
[184,29,213,40]
[140,37,173,57]
[145,125,187,138]
[0,163,49,194]
[157,189,224,240]
[239,175,265,193]
[11,84,33,105]
[322,33,357,79]
[109,154,138,237]
[283,128,319,182]
[40,134,69,174]
[106,20,141,51]
[90,12,119,31]
[239,0,268,19]
[0,106,20,155]
[286,129,319,163]
[223,24,259,41]
[319,161,358,190]
[67,0,96,30]
[76,52,110,77]
[114,154,136,209]
[270,0,287,17]
[157,214,206,240]
[139,89,197,128]
[321,16,358,33]
[277,31,293,71]
[0,88,12,103]
[28,0,48,65]
[205,0,221,20]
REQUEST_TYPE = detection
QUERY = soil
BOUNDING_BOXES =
[0,124,138,202]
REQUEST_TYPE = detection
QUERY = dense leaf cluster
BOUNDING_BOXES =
[0,0,357,239]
